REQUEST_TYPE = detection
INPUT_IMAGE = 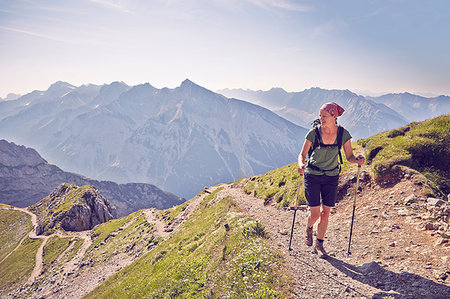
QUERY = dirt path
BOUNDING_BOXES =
[217,176,450,298]
[0,206,94,287]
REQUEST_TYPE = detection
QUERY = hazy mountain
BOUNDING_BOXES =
[0,93,21,101]
[0,139,184,217]
[366,93,450,122]
[218,87,411,140]
[0,80,307,199]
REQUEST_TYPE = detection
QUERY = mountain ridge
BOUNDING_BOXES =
[0,80,307,199]
[0,139,184,217]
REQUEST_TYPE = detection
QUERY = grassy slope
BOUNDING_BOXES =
[359,114,449,196]
[0,209,33,261]
[242,145,357,208]
[0,237,43,294]
[86,188,289,298]
[42,236,73,272]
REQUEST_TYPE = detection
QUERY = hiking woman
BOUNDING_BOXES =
[297,102,365,256]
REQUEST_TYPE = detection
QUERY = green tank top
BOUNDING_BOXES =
[304,127,352,176]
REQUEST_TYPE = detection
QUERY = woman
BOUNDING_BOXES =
[297,102,365,257]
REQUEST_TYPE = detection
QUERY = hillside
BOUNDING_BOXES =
[0,139,184,217]
[1,116,449,298]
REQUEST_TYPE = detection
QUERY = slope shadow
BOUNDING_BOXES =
[325,256,450,298]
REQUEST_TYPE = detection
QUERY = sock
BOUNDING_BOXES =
[317,238,324,243]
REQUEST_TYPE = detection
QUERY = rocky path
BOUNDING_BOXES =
[0,206,51,286]
[217,175,450,298]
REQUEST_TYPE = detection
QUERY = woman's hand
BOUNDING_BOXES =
[356,154,365,166]
[297,164,306,175]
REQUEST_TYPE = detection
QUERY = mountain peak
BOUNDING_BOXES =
[180,78,198,88]
[48,81,75,91]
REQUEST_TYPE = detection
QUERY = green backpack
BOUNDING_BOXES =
[306,120,344,173]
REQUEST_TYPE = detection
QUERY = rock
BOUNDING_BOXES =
[397,208,412,216]
[427,197,445,207]
[404,194,417,205]
[31,184,116,235]
[435,238,448,246]
[359,171,370,182]
[423,222,438,231]
[358,261,382,274]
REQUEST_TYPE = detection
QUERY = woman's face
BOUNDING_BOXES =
[319,109,336,125]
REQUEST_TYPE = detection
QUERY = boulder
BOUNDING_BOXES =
[31,183,116,235]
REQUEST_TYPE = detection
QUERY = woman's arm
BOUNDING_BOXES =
[343,140,365,166]
[297,139,312,175]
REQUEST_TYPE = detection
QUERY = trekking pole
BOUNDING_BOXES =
[347,164,361,255]
[288,176,302,251]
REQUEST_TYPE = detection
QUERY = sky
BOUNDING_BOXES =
[1,0,450,99]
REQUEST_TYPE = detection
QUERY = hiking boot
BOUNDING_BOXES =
[305,226,313,246]
[314,239,328,258]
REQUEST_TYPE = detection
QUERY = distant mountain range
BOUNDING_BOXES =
[0,80,306,199]
[0,139,183,217]
[218,88,450,139]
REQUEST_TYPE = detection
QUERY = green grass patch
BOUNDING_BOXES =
[0,209,33,261]
[61,238,84,264]
[0,237,43,295]
[86,210,155,261]
[359,114,450,195]
[42,236,72,271]
[161,201,189,224]
[243,163,305,207]
[86,189,288,298]
[89,212,136,251]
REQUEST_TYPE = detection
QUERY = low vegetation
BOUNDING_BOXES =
[359,114,449,196]
[42,236,72,272]
[0,237,43,294]
[0,209,32,261]
[86,210,155,261]
[87,188,289,298]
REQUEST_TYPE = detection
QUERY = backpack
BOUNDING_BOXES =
[306,119,344,173]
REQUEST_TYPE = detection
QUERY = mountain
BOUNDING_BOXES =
[218,87,413,140]
[0,139,184,217]
[0,93,21,101]
[366,93,450,122]
[0,80,307,199]
[1,116,449,298]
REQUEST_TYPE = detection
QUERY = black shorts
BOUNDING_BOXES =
[304,173,339,207]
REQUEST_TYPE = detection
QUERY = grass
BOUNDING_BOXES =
[86,210,155,262]
[0,237,43,295]
[0,209,33,262]
[42,236,72,272]
[359,114,450,195]
[86,188,289,298]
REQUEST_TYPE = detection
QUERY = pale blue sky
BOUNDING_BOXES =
[1,0,449,98]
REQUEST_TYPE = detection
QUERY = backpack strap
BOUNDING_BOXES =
[336,125,344,165]
[307,125,321,159]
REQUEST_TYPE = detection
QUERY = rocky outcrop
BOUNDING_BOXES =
[0,139,184,216]
[31,184,116,235]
